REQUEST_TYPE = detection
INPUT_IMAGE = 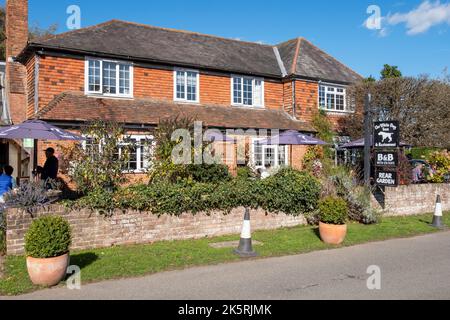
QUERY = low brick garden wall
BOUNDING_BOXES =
[371,183,450,216]
[5,206,306,256]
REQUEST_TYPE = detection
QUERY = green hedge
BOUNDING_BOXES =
[70,168,321,217]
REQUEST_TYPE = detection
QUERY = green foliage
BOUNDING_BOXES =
[185,164,231,184]
[322,165,381,224]
[380,64,402,79]
[364,75,377,83]
[408,147,442,160]
[24,216,72,259]
[70,168,321,217]
[236,166,256,180]
[312,110,335,144]
[318,196,348,225]
[59,121,135,194]
[259,168,321,215]
[426,150,450,183]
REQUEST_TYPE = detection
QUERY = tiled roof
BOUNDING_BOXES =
[27,20,362,83]
[36,92,316,132]
[277,38,362,84]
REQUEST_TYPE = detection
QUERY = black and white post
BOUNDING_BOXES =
[431,195,444,229]
[234,208,257,258]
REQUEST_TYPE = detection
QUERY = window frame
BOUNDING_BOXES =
[84,57,134,98]
[251,138,288,170]
[318,83,354,113]
[231,75,265,108]
[173,68,200,103]
[81,134,154,173]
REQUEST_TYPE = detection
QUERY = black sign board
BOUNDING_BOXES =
[375,171,398,187]
[375,151,398,167]
[374,121,400,148]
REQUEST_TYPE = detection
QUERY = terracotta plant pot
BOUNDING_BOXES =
[319,222,347,245]
[26,253,70,287]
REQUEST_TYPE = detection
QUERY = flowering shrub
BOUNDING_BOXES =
[426,150,450,183]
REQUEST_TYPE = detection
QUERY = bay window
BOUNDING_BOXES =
[319,84,351,112]
[86,58,133,97]
[232,76,264,107]
[174,69,199,102]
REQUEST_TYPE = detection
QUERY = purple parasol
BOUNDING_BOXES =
[341,137,411,149]
[256,130,329,146]
[0,120,84,141]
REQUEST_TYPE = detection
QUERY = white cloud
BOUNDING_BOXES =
[364,1,450,36]
[388,1,450,35]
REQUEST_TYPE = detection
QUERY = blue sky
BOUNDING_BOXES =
[4,0,450,78]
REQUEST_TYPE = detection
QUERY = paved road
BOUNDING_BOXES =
[3,231,450,300]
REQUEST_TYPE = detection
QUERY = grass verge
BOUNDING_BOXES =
[0,212,449,296]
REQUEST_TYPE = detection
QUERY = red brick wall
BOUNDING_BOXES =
[265,80,283,110]
[32,55,285,113]
[6,0,29,124]
[199,73,230,105]
[37,56,85,110]
[6,206,306,255]
[134,67,173,100]
[290,145,309,171]
[294,80,319,123]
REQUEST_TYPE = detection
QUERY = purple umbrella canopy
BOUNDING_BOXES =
[341,137,411,149]
[0,120,84,141]
[256,130,329,146]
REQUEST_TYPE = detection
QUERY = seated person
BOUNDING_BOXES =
[412,163,424,184]
[0,165,14,203]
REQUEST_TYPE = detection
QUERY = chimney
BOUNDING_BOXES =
[5,0,28,124]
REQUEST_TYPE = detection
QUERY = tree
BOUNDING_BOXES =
[380,64,402,79]
[0,5,57,60]
[364,75,376,83]
[345,76,450,149]
[59,121,136,194]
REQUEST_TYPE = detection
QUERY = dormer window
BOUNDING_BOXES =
[85,58,133,98]
[232,76,264,108]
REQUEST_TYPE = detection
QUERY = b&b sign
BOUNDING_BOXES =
[375,171,398,187]
[374,121,399,148]
[375,151,398,167]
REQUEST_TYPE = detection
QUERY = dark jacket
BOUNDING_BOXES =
[41,156,59,180]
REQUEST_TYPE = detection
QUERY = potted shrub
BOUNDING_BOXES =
[25,215,72,286]
[318,196,348,245]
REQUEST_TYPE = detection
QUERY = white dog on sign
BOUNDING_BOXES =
[378,132,394,143]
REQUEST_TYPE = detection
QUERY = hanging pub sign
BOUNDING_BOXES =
[375,171,398,187]
[375,151,398,167]
[374,121,400,148]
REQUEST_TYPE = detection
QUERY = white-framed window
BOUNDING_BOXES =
[82,135,154,173]
[319,84,352,112]
[232,76,264,108]
[85,57,133,98]
[117,136,154,173]
[252,139,288,169]
[174,69,200,103]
